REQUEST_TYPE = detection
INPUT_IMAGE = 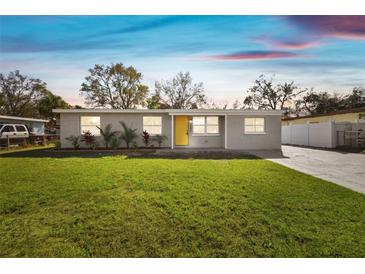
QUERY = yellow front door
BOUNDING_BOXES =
[175,116,189,146]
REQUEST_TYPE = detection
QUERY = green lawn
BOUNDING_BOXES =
[1,148,365,257]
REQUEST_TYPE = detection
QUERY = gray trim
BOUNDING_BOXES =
[53,108,283,116]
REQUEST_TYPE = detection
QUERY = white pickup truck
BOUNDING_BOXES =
[0,124,30,140]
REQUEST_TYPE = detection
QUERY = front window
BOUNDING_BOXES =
[206,116,219,134]
[192,117,205,134]
[192,116,219,135]
[244,118,265,133]
[80,116,100,135]
[143,116,162,135]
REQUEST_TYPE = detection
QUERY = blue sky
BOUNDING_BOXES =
[1,16,365,105]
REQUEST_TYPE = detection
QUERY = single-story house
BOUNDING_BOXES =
[53,109,282,150]
[0,115,48,135]
[282,107,365,125]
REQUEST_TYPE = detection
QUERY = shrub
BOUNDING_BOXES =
[81,130,98,149]
[53,140,61,149]
[97,124,119,149]
[110,136,120,150]
[141,130,150,147]
[153,134,168,148]
[119,121,138,149]
[65,135,81,149]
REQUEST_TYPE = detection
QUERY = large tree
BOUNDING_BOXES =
[148,72,206,109]
[294,88,365,115]
[201,97,244,110]
[0,70,47,116]
[243,75,305,110]
[80,63,149,109]
[37,90,71,126]
[344,87,365,109]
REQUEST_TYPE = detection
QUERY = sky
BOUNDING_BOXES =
[1,15,365,106]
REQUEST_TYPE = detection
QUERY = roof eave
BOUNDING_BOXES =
[53,109,283,116]
[0,115,48,123]
[282,107,365,121]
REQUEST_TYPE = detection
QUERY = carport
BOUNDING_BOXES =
[0,115,48,135]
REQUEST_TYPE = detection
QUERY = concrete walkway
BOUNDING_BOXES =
[249,145,365,194]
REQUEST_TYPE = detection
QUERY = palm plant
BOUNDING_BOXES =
[65,135,81,149]
[153,134,168,148]
[119,121,138,149]
[110,136,120,150]
[96,124,119,149]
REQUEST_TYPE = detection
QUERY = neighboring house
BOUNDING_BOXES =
[282,107,365,125]
[0,115,48,135]
[53,109,282,150]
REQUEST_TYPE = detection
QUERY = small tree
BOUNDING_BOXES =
[141,130,150,147]
[119,121,138,149]
[153,134,168,148]
[65,135,81,149]
[81,130,98,149]
[96,124,119,149]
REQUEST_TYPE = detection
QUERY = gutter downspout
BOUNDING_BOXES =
[171,114,174,149]
[224,114,228,149]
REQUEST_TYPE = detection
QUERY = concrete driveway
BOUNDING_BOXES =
[250,145,365,194]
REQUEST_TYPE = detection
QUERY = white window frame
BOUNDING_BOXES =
[192,116,220,136]
[244,117,266,134]
[143,116,162,136]
[80,116,101,136]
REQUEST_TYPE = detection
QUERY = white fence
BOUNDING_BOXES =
[282,121,336,148]
[336,122,365,147]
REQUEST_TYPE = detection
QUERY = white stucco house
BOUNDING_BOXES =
[53,109,282,150]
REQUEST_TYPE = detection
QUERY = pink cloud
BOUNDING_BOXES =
[206,51,302,61]
[256,35,322,50]
[287,16,365,40]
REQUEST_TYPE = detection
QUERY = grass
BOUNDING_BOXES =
[0,148,365,257]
